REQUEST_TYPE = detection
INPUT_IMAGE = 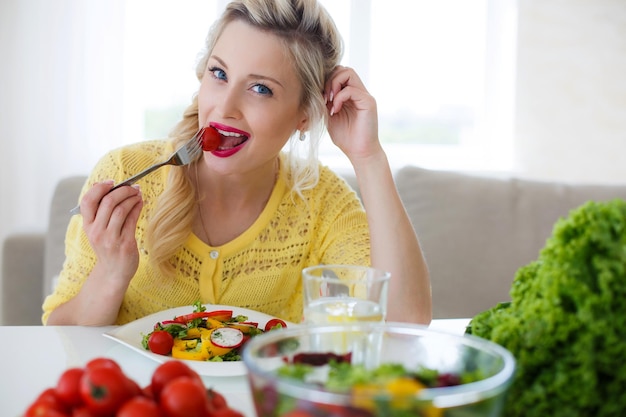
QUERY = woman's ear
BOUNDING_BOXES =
[296,108,309,133]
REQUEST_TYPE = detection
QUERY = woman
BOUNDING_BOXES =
[43,0,431,326]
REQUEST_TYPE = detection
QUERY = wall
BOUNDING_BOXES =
[514,0,626,184]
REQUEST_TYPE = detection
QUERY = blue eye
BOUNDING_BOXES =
[252,84,273,96]
[208,66,227,81]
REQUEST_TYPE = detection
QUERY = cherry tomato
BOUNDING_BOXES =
[150,361,203,401]
[24,402,69,417]
[148,330,174,355]
[80,366,133,416]
[25,388,68,417]
[55,367,85,408]
[264,318,287,331]
[206,388,227,411]
[142,384,154,399]
[125,375,142,398]
[159,376,208,417]
[201,127,221,151]
[117,396,162,417]
[84,357,122,372]
[211,408,245,417]
[71,406,98,417]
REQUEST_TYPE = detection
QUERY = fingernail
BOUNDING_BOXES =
[132,184,141,191]
[330,106,335,116]
[330,91,334,102]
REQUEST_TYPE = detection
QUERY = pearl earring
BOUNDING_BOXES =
[299,131,306,141]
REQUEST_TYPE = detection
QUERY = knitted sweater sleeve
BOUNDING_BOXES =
[307,165,370,266]
[41,141,171,324]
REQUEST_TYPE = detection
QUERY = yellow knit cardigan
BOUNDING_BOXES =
[42,140,370,324]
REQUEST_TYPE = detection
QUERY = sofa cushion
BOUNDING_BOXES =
[2,233,45,325]
[43,176,86,296]
[395,166,626,319]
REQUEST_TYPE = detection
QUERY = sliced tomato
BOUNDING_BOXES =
[207,309,234,322]
[173,310,233,324]
[264,318,287,332]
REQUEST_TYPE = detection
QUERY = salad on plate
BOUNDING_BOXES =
[142,301,287,362]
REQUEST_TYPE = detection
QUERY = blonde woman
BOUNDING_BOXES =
[44,0,431,326]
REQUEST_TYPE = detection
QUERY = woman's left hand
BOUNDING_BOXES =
[324,66,382,162]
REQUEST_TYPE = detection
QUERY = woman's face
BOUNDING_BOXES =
[197,19,307,174]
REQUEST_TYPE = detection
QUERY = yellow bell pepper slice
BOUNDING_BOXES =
[205,317,226,329]
[181,327,202,339]
[171,338,208,361]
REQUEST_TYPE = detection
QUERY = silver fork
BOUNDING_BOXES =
[69,128,205,215]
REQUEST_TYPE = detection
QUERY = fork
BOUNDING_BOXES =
[69,128,205,215]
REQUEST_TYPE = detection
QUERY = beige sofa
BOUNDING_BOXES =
[4,167,626,325]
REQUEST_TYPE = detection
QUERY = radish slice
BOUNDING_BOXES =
[209,327,244,348]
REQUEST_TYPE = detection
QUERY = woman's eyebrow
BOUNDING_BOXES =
[210,55,228,69]
[210,54,284,88]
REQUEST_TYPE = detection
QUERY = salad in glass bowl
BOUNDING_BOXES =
[242,322,515,417]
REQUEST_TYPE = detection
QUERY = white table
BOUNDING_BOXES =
[0,319,470,417]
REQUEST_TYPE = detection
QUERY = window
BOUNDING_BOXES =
[123,0,516,172]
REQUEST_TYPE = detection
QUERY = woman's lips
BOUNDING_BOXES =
[208,123,250,157]
[211,140,247,158]
[215,128,248,150]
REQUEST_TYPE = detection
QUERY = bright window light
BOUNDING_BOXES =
[122,0,516,172]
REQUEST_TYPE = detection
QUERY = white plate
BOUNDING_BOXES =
[103,304,292,377]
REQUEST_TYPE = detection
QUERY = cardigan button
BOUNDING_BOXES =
[209,250,219,259]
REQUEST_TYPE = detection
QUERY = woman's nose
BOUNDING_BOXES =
[215,86,243,119]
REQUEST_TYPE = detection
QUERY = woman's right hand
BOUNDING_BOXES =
[47,180,144,326]
[79,180,144,284]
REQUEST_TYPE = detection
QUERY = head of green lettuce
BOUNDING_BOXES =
[467,198,626,417]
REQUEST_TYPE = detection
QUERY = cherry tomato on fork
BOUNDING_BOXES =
[201,127,221,151]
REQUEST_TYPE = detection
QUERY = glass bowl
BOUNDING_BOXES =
[242,322,515,417]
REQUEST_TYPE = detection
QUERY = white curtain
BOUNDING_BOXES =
[0,0,125,243]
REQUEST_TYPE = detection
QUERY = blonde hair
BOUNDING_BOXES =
[145,0,343,276]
